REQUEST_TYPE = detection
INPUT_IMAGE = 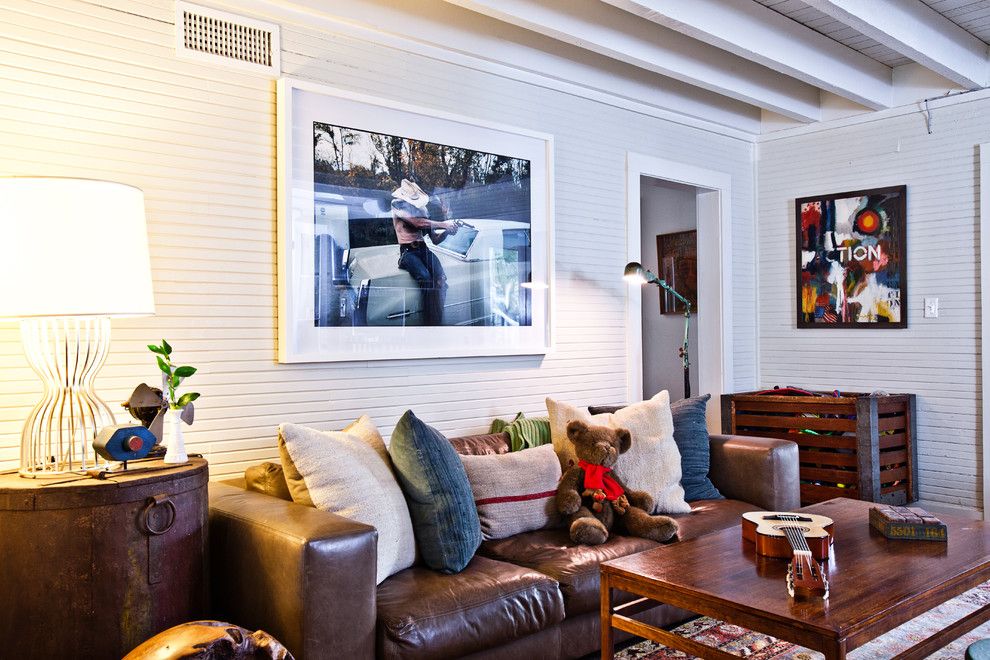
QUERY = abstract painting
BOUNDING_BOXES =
[796,185,906,328]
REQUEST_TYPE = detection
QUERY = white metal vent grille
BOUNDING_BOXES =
[175,2,280,76]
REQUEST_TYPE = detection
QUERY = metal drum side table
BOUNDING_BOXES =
[0,458,208,659]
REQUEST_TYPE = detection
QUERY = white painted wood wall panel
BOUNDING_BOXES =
[758,98,989,510]
[0,0,755,479]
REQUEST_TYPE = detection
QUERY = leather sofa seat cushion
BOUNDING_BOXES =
[376,555,565,659]
[480,529,659,616]
[671,498,753,541]
[481,499,754,617]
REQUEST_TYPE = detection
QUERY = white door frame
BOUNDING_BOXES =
[625,153,733,430]
[981,144,990,519]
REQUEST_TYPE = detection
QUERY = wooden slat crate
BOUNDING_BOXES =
[721,390,918,506]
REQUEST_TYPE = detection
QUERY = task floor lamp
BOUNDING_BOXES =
[0,177,155,476]
[624,261,692,399]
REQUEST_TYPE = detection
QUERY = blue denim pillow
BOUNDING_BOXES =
[388,410,481,573]
[669,394,723,502]
[589,394,723,502]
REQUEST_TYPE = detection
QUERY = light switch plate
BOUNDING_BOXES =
[924,297,939,318]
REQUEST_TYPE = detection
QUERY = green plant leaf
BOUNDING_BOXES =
[148,344,165,355]
[176,392,200,408]
[170,374,180,388]
[162,339,173,355]
[174,366,196,378]
[156,356,171,374]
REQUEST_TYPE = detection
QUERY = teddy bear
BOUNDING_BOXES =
[556,420,679,545]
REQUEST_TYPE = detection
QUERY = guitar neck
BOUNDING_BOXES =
[779,517,828,598]
[781,524,813,557]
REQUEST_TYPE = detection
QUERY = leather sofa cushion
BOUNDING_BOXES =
[243,462,292,501]
[481,498,754,617]
[480,529,659,616]
[376,555,565,659]
[450,432,512,455]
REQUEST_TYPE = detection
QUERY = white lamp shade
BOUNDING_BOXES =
[0,178,155,318]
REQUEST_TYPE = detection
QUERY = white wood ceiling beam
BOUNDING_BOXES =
[804,0,990,89]
[225,0,763,133]
[440,0,822,122]
[602,0,892,110]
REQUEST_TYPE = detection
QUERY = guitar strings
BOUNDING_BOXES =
[780,514,812,554]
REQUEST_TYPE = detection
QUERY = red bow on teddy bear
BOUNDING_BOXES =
[578,459,628,513]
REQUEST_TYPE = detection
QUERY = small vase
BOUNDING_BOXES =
[163,408,188,464]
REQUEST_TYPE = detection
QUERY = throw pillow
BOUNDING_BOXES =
[488,413,521,435]
[459,444,562,540]
[589,395,723,502]
[489,413,552,451]
[546,391,690,514]
[389,410,482,573]
[279,414,388,507]
[277,423,417,584]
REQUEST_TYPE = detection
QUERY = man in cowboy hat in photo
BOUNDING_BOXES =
[390,179,459,325]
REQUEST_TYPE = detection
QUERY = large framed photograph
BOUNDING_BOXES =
[277,78,553,362]
[796,185,906,328]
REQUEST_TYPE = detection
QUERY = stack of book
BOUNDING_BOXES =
[869,505,947,542]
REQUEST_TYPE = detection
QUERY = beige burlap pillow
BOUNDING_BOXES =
[278,420,416,583]
[459,444,561,540]
[546,391,690,515]
[279,414,385,506]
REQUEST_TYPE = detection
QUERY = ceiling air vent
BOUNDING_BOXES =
[175,2,280,76]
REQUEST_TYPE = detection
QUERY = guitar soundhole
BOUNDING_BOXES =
[772,524,812,534]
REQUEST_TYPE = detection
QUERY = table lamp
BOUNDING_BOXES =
[624,261,692,399]
[0,177,155,476]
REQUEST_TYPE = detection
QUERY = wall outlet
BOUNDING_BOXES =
[924,297,939,319]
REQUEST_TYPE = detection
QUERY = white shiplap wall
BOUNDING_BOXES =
[758,96,990,511]
[0,0,756,479]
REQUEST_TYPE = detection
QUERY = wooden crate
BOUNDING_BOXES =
[721,391,918,506]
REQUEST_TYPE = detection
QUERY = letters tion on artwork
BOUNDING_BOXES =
[796,185,907,329]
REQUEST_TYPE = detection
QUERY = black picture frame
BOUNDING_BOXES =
[795,185,907,329]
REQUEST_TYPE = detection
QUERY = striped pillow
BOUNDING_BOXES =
[459,443,562,540]
[489,413,553,452]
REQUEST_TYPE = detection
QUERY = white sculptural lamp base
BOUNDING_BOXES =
[19,317,115,476]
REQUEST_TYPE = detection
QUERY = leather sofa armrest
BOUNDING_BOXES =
[708,435,800,511]
[208,482,378,660]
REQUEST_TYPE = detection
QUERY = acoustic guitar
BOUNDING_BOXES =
[741,511,834,599]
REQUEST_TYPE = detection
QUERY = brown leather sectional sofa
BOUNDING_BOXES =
[208,432,800,659]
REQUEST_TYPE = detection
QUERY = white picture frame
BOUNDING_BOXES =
[276,78,554,363]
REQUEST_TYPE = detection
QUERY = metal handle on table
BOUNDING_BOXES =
[140,494,176,535]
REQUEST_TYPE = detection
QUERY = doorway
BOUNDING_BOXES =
[625,154,733,431]
[640,178,700,400]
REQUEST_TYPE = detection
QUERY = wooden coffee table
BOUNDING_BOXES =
[601,498,990,659]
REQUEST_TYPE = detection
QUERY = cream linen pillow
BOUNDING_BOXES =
[280,414,386,506]
[278,420,417,584]
[546,391,690,514]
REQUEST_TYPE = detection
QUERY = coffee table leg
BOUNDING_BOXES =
[601,572,614,659]
[823,639,847,660]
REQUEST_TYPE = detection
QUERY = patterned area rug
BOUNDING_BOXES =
[616,581,990,659]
